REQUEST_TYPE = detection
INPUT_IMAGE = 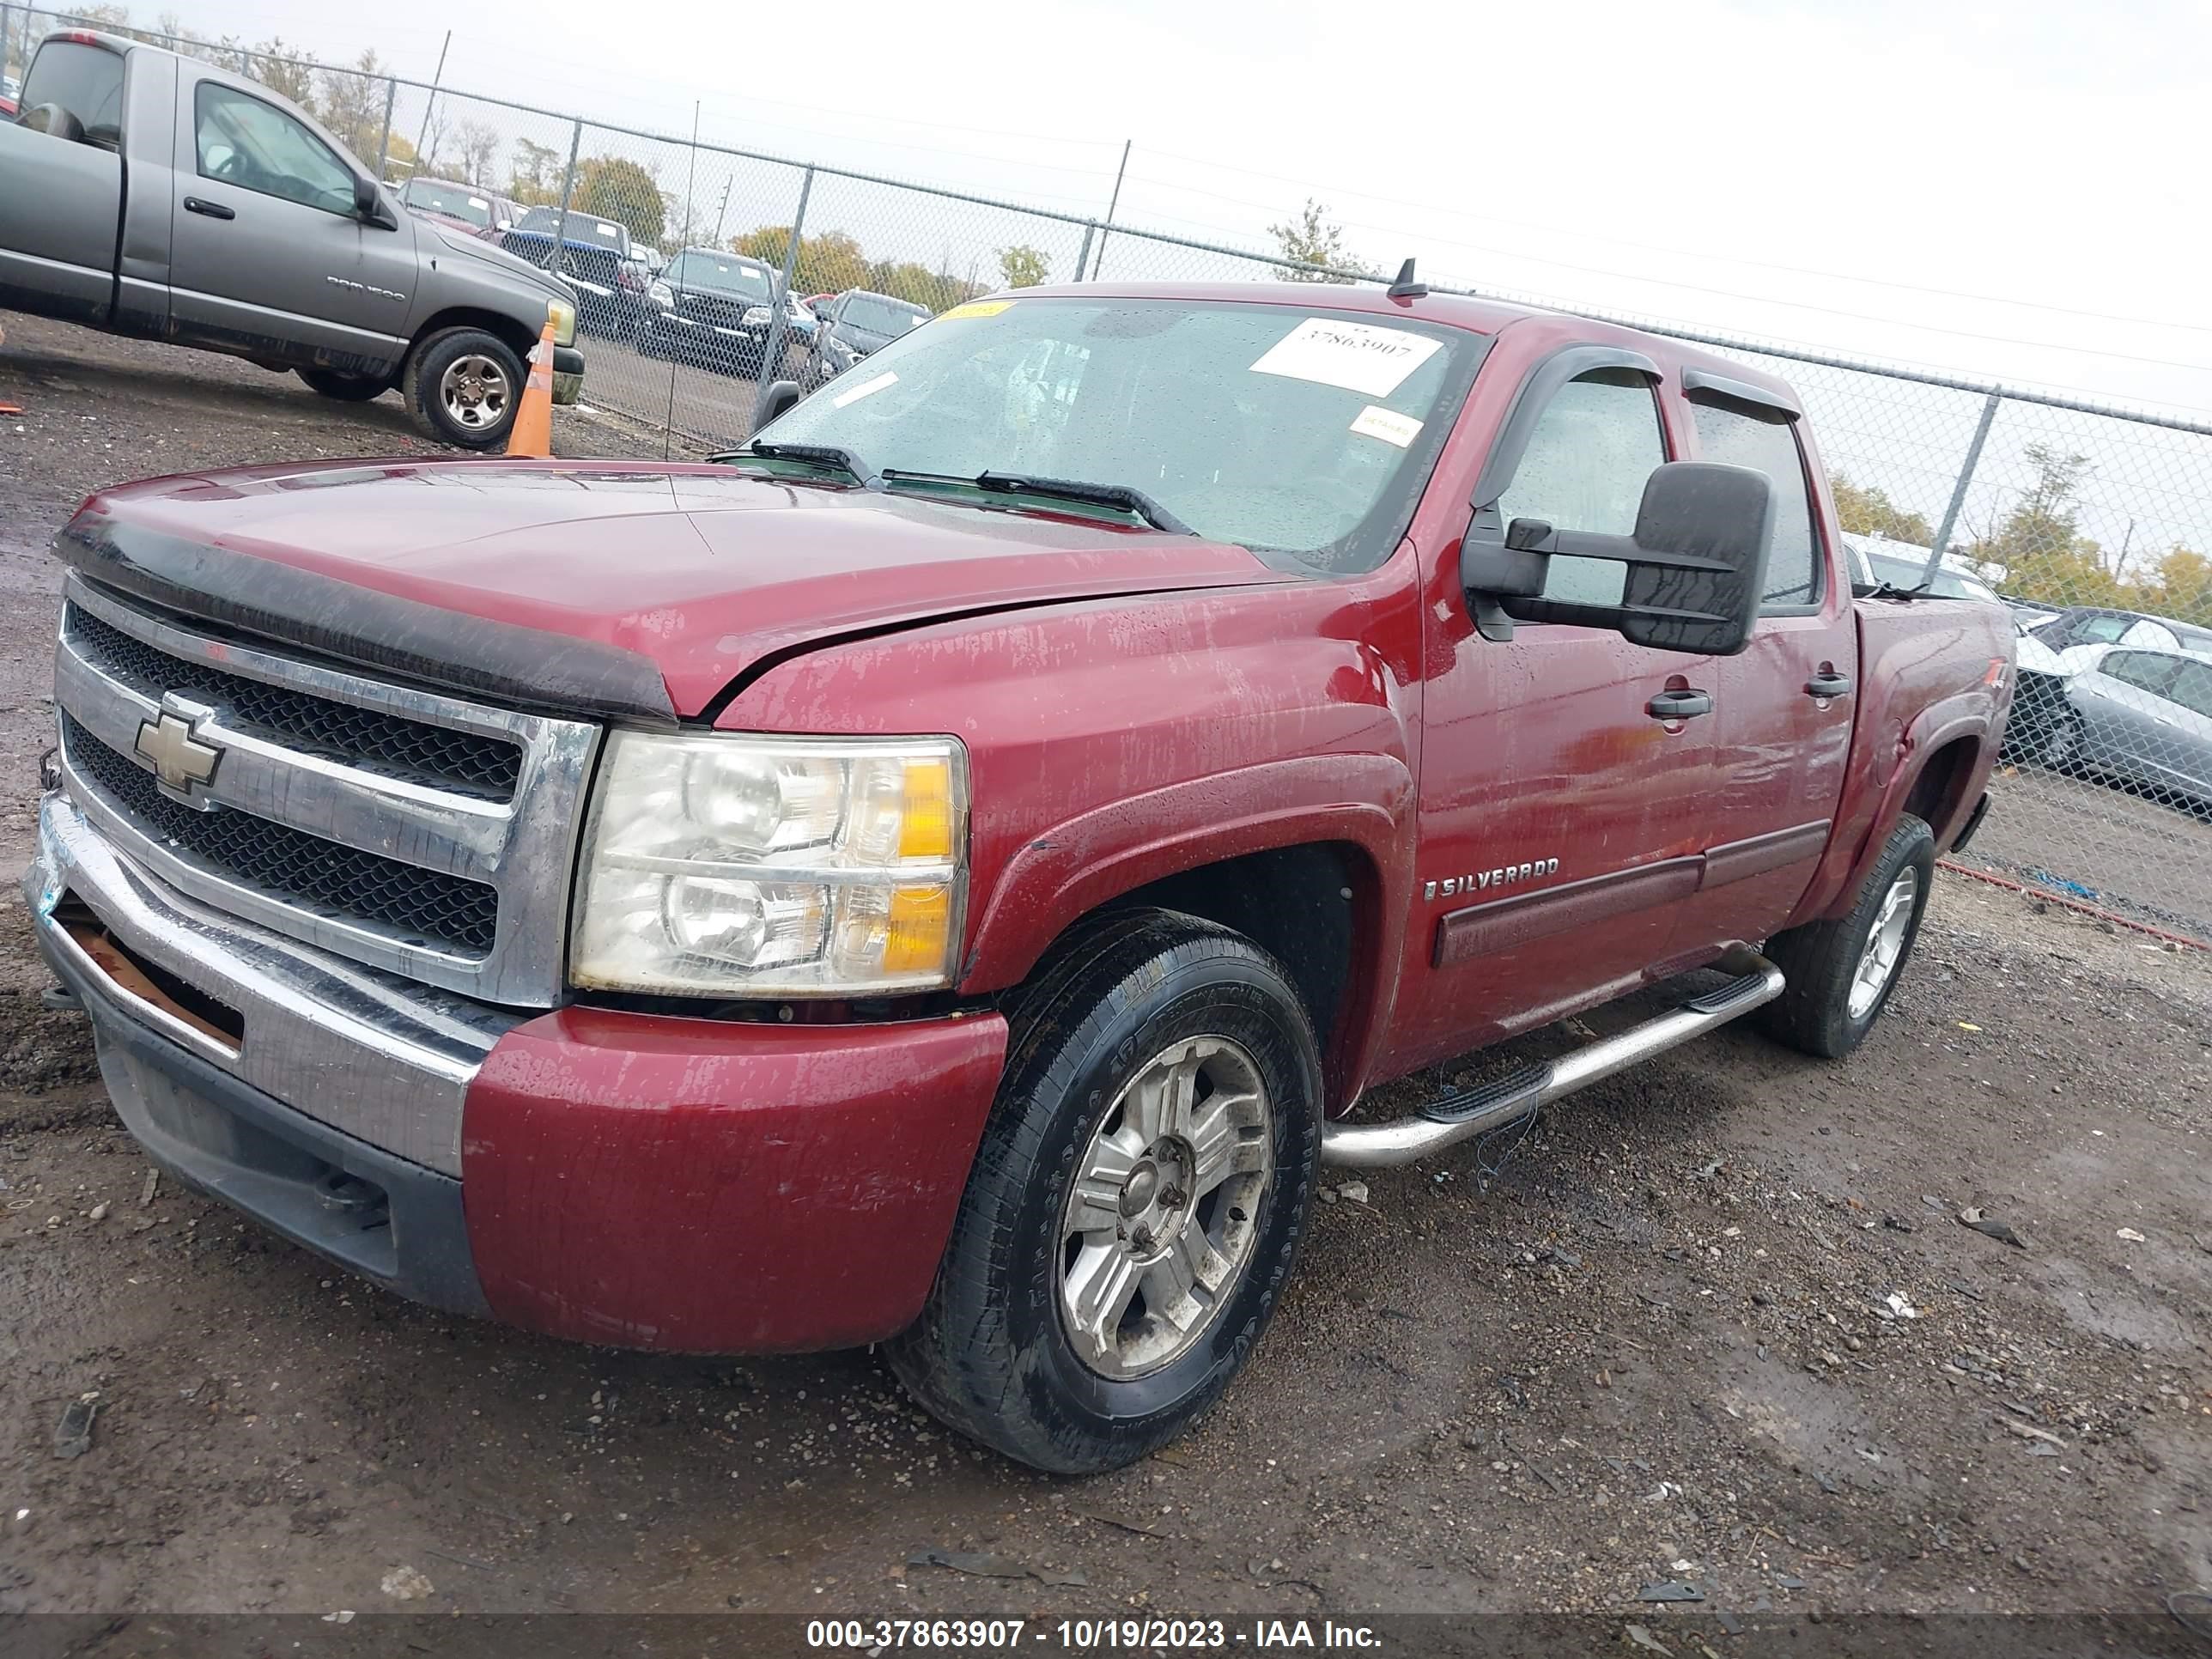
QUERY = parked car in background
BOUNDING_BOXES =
[0,72,19,117]
[398,175,520,244]
[501,206,632,337]
[809,288,929,386]
[783,289,818,344]
[2020,605,2212,659]
[2008,641,2212,811]
[636,247,783,375]
[0,31,583,447]
[1840,533,2002,605]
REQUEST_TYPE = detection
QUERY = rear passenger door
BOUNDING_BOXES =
[1398,357,1722,1073]
[1686,380,1856,949]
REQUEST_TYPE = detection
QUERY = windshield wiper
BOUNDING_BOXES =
[878,468,1194,536]
[714,441,884,490]
[1853,579,1935,600]
[974,471,1195,535]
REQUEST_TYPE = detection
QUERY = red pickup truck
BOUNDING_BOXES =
[28,281,2013,1474]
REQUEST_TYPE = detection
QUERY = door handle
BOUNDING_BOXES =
[1806,670,1853,698]
[1647,689,1713,721]
[184,197,234,221]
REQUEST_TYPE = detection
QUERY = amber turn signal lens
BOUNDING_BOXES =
[881,884,951,974]
[898,757,954,860]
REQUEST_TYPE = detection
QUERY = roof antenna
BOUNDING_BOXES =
[1386,258,1428,300]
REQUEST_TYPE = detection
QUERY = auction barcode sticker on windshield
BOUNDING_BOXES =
[1250,317,1442,398]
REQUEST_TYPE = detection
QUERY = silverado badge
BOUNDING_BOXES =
[1425,858,1560,902]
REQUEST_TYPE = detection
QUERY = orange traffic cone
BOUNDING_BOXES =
[505,311,557,459]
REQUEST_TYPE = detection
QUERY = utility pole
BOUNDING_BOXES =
[1089,140,1131,281]
[711,176,732,246]
[410,30,453,179]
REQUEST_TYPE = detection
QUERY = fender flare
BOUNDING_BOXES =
[960,752,1416,1108]
[1824,705,1992,921]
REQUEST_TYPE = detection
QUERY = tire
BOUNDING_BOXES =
[297,368,390,402]
[403,326,526,450]
[885,909,1322,1474]
[2038,708,2085,778]
[1756,813,1936,1060]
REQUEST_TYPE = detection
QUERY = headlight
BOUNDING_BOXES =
[647,280,673,308]
[741,305,773,327]
[571,732,969,997]
[545,297,577,347]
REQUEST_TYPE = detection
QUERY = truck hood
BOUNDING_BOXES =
[430,224,577,307]
[61,459,1295,721]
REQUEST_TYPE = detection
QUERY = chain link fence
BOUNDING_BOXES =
[5,3,2210,948]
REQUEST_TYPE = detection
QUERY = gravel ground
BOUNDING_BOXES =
[2,314,2209,1639]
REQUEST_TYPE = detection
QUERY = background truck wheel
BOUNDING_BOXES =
[886,909,1322,1474]
[297,368,390,403]
[1756,813,1936,1060]
[404,327,526,450]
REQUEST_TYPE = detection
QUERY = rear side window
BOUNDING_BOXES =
[2170,660,2212,720]
[22,41,125,144]
[1498,368,1667,606]
[2103,651,2179,696]
[1689,398,1820,609]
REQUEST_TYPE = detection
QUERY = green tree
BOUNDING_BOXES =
[507,137,565,207]
[571,155,665,246]
[2143,546,2212,627]
[1829,475,1934,545]
[728,227,871,295]
[996,244,1049,289]
[316,51,394,168]
[1976,443,2120,607]
[245,36,316,110]
[1268,198,1360,283]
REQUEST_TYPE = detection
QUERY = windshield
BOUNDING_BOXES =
[666,252,775,300]
[1864,551,1998,603]
[404,179,492,228]
[754,297,1487,570]
[839,295,929,337]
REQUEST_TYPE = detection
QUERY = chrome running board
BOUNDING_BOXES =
[1320,945,1785,1170]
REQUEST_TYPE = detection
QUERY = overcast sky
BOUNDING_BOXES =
[121,0,2206,422]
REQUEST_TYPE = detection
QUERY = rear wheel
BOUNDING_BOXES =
[298,368,391,402]
[1757,813,1936,1060]
[886,910,1321,1474]
[404,326,525,450]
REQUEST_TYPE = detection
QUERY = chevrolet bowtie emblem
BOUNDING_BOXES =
[134,709,223,794]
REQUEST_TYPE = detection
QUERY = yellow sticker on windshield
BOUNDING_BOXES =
[939,300,1014,320]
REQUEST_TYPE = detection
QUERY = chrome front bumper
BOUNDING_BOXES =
[25,789,522,1177]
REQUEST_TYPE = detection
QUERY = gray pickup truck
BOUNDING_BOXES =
[0,31,585,448]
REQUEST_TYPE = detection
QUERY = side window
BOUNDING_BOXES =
[2170,660,2212,720]
[2103,652,2177,696]
[1689,398,1820,609]
[1497,368,1666,606]
[21,42,125,144]
[194,83,356,216]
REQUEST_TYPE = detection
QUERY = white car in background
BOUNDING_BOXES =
[1841,532,2003,605]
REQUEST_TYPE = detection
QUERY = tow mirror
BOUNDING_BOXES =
[751,379,804,434]
[1461,461,1776,657]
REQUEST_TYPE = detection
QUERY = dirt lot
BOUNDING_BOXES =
[2,315,2209,1644]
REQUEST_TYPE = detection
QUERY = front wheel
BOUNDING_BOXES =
[404,326,526,450]
[886,910,1321,1474]
[1756,813,1936,1059]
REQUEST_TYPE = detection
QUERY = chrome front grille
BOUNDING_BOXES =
[66,606,524,798]
[52,574,601,1007]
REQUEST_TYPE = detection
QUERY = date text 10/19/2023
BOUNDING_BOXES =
[805,1619,1384,1650]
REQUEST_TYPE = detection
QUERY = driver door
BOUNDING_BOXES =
[167,78,417,374]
